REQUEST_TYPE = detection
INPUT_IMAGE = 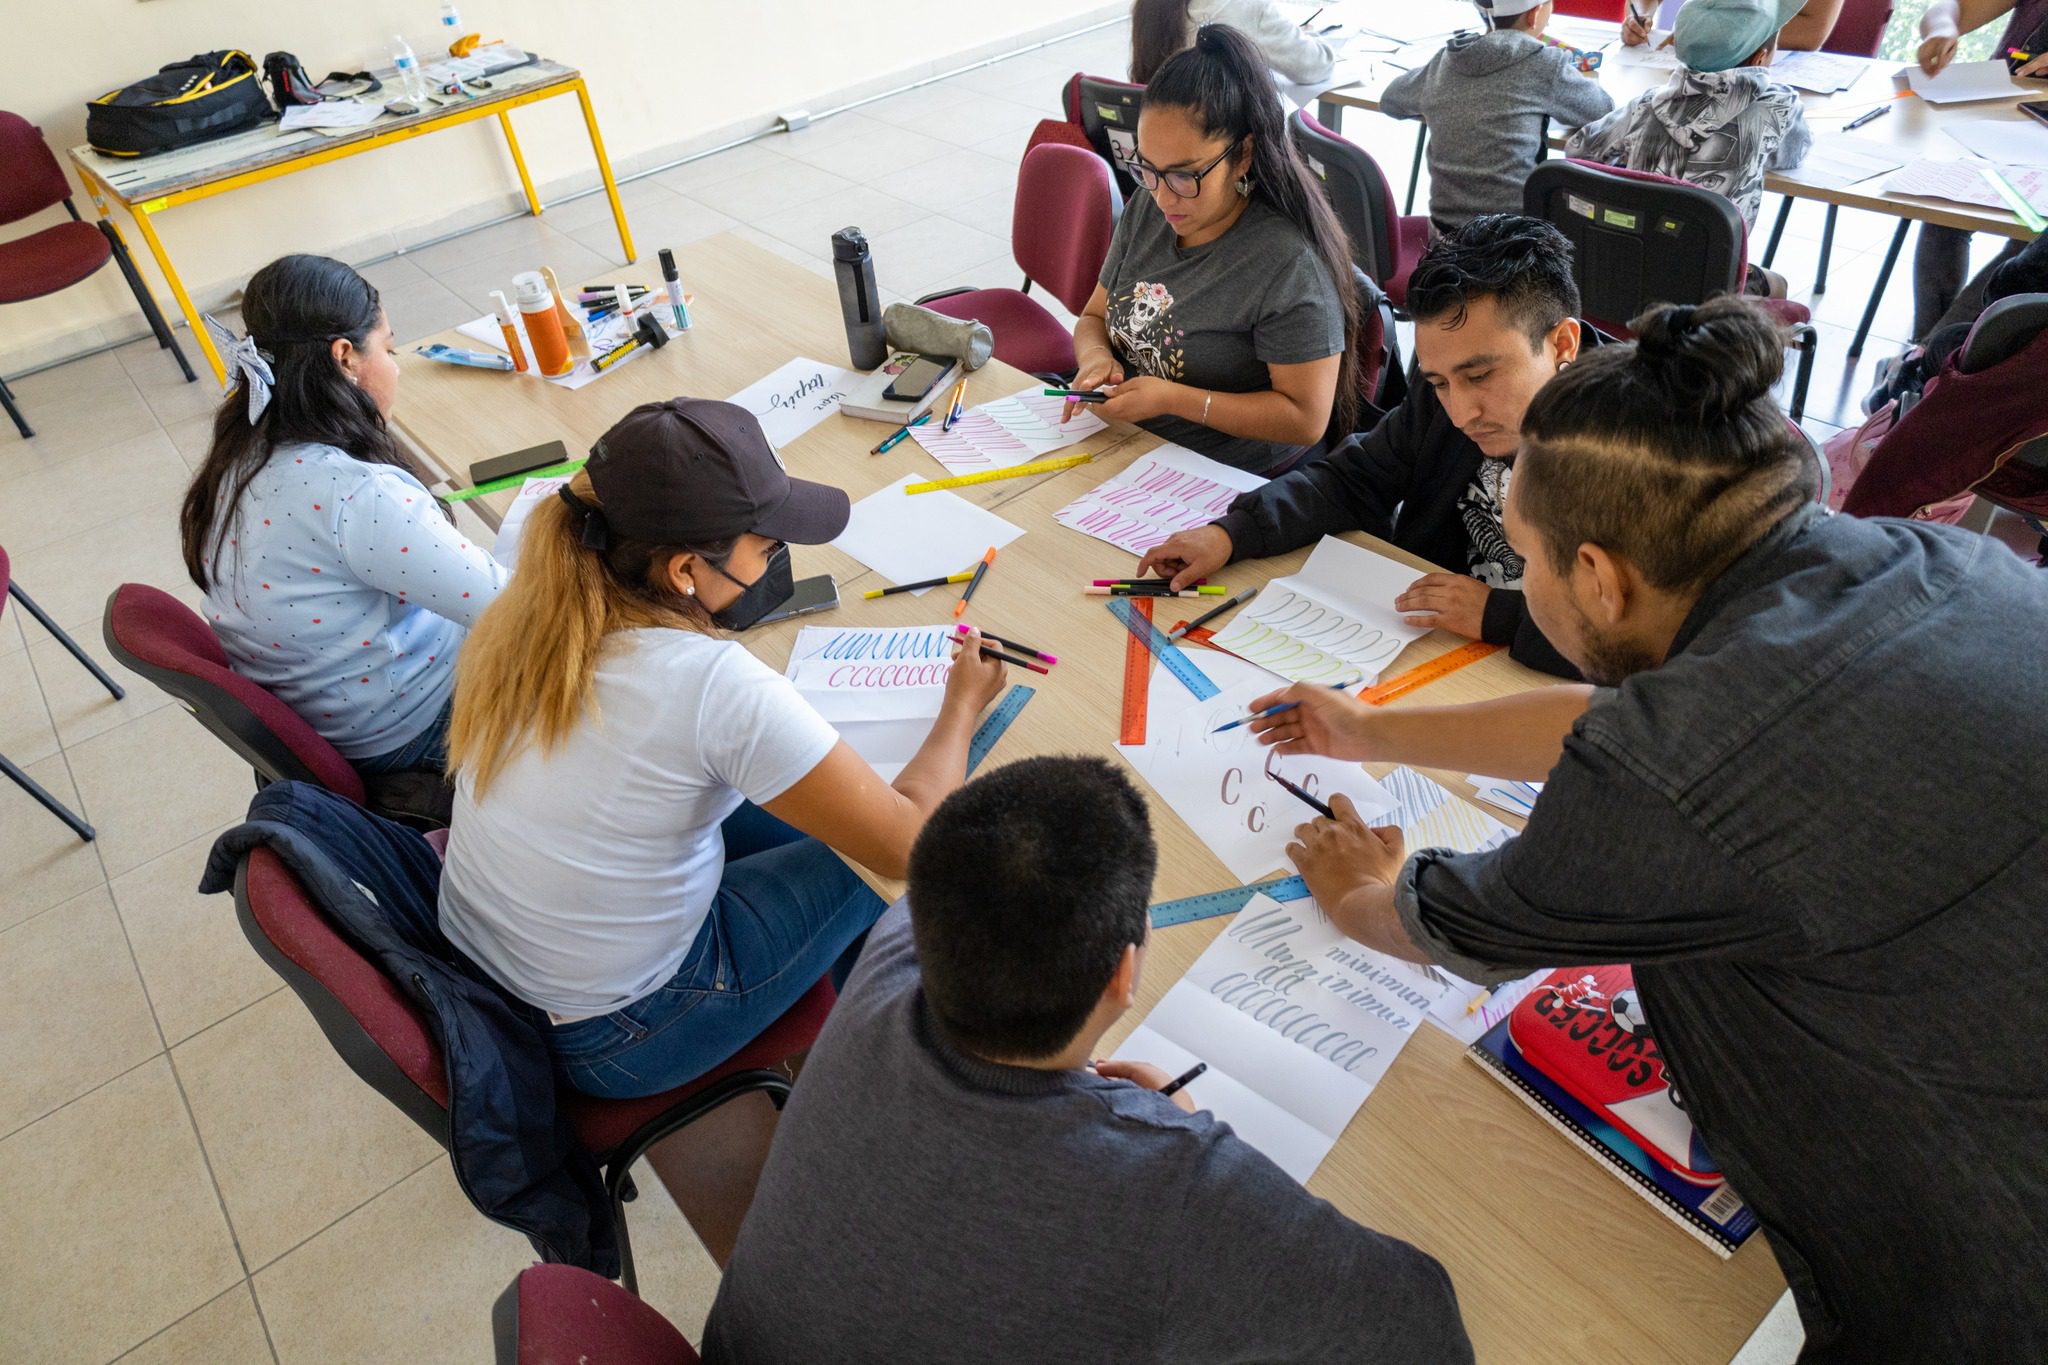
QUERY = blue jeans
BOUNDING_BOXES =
[546,803,885,1099]
[355,700,453,776]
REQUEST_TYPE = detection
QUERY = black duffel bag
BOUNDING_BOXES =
[87,50,272,157]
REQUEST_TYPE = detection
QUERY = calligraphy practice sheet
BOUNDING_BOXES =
[831,476,1025,591]
[725,357,860,449]
[911,388,1106,472]
[1053,445,1267,557]
[1114,892,1439,1181]
[1119,676,1399,881]
[785,624,956,779]
[1208,537,1429,685]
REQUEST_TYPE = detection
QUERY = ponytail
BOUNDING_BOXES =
[1130,0,1194,82]
[447,471,730,798]
[1147,25,1363,438]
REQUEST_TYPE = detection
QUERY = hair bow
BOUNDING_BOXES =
[557,485,611,550]
[203,314,275,425]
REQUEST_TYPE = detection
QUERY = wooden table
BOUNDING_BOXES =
[1311,4,2045,240]
[67,57,634,387]
[398,232,1788,1362]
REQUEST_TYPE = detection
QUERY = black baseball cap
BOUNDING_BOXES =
[585,398,850,546]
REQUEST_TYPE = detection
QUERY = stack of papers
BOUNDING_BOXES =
[278,101,384,132]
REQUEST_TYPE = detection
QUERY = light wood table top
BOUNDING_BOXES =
[1319,9,2046,238]
[397,232,1787,1362]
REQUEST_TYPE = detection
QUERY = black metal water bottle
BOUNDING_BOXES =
[831,227,886,370]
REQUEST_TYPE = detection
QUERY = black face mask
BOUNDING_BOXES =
[707,541,793,630]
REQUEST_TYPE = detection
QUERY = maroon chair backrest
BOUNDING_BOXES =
[0,112,73,227]
[1822,0,1894,57]
[102,582,367,802]
[1293,109,1400,288]
[1012,143,1118,316]
[1553,0,1627,17]
[235,845,453,1140]
[501,1264,700,1364]
[0,543,10,602]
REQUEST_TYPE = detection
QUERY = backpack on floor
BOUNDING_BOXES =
[87,51,272,158]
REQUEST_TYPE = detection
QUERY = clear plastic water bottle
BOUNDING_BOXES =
[389,35,428,104]
[438,3,464,47]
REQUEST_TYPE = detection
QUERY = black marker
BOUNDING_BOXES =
[1160,1061,1208,1097]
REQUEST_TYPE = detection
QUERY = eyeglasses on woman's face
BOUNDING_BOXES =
[1129,142,1239,199]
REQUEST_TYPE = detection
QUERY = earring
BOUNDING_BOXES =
[1235,175,1252,198]
[685,585,695,596]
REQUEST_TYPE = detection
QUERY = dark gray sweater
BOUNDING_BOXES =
[702,902,1474,1365]
[1381,29,1613,232]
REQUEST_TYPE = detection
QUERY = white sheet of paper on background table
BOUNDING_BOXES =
[785,624,958,780]
[1052,444,1268,557]
[1207,536,1429,686]
[911,387,1106,472]
[1905,57,2031,104]
[1113,891,1441,1182]
[725,356,861,450]
[831,475,1025,593]
[1885,159,2048,212]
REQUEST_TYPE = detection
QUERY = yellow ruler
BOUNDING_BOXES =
[903,451,1095,494]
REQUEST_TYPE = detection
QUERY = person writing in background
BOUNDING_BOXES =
[1139,216,1596,679]
[1909,0,2048,340]
[1130,0,1339,83]
[1245,298,2048,1360]
[1621,0,1845,50]
[438,399,1006,1264]
[1068,25,1361,475]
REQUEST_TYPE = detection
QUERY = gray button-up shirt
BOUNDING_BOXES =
[1398,505,2048,1361]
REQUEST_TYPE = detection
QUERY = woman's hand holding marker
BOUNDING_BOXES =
[1065,346,1125,423]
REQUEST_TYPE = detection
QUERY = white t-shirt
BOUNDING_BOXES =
[437,627,840,1018]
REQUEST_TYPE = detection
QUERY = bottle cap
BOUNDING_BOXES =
[511,271,552,312]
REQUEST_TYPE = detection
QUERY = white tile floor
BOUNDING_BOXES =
[9,13,1983,1359]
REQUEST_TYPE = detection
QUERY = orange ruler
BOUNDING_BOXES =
[1118,596,1155,744]
[1357,640,1501,705]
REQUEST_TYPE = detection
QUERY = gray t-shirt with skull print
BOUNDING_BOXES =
[1099,195,1346,473]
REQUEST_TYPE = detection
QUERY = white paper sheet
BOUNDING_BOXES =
[278,100,384,132]
[830,475,1025,593]
[1944,117,2048,167]
[1793,135,1905,190]
[1118,678,1399,881]
[1207,537,1429,686]
[1905,58,2032,104]
[1885,158,2048,211]
[1466,774,1545,818]
[784,624,957,780]
[1770,50,1873,93]
[725,357,860,450]
[1052,445,1268,558]
[1112,892,1439,1182]
[911,387,1107,472]
[1611,36,1683,70]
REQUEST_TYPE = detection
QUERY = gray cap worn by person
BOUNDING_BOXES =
[1674,0,1805,71]
[584,398,850,546]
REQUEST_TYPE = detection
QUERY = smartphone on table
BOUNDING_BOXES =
[884,354,952,403]
[754,575,840,628]
[470,439,571,488]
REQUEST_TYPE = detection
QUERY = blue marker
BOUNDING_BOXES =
[1211,679,1357,734]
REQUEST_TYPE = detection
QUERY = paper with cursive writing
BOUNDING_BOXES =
[1208,536,1428,686]
[784,624,958,779]
[912,387,1106,472]
[1052,444,1267,558]
[1114,892,1442,1182]
[726,357,860,450]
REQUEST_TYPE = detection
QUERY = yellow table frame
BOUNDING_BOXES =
[68,72,635,386]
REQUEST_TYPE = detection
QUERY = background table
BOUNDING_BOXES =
[67,57,635,386]
[1311,4,2044,240]
[398,232,1789,1361]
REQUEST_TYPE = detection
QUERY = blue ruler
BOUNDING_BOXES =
[1106,598,1219,701]
[967,684,1034,773]
[1150,874,1312,929]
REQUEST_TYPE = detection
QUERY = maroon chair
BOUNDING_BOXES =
[0,111,195,440]
[494,1264,698,1364]
[234,833,838,1294]
[1524,158,1819,420]
[1290,109,1431,308]
[1756,0,1895,299]
[919,142,1120,378]
[0,544,125,841]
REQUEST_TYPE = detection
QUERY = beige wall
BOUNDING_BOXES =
[5,0,1112,371]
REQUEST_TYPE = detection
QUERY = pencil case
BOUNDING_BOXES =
[883,303,994,371]
[414,344,515,371]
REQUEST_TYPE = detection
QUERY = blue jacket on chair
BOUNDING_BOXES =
[200,780,620,1277]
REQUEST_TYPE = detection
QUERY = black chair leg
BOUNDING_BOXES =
[1813,205,1839,296]
[1761,197,1792,269]
[6,584,125,700]
[1850,220,1910,358]
[1403,124,1427,216]
[1786,324,1817,424]
[101,223,197,383]
[0,751,95,841]
[0,373,30,440]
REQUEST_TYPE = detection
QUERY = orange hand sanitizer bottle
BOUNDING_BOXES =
[511,271,573,378]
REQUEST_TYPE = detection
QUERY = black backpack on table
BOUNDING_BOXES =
[87,50,272,158]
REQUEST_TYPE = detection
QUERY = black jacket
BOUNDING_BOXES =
[201,781,620,1276]
[1212,335,1607,680]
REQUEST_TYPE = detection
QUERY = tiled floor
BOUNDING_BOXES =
[6,15,1983,1361]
